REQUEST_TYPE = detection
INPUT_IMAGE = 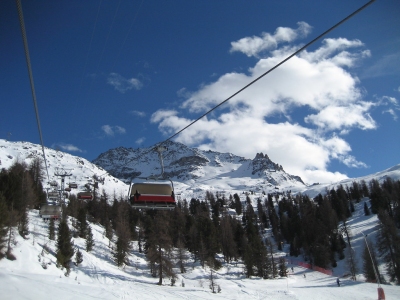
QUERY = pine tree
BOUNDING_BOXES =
[18,209,29,237]
[266,239,278,278]
[28,158,46,208]
[113,220,131,267]
[48,217,56,240]
[0,193,8,259]
[341,220,358,280]
[362,237,382,283]
[77,208,87,238]
[377,210,400,283]
[145,212,175,285]
[175,237,187,273]
[369,179,385,214]
[233,193,242,215]
[364,202,371,216]
[105,218,113,247]
[220,214,237,263]
[85,225,95,252]
[74,248,83,266]
[56,219,74,269]
[278,257,287,277]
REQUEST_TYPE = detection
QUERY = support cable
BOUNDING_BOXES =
[15,0,50,181]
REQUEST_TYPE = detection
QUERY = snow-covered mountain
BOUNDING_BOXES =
[92,140,306,198]
[2,138,400,202]
[0,139,129,199]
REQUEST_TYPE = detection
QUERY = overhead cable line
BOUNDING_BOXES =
[80,0,122,116]
[125,0,375,176]
[15,0,50,181]
[90,0,122,84]
[161,0,376,144]
[71,0,103,124]
[110,0,144,72]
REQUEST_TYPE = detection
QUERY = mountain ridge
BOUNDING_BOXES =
[2,139,400,200]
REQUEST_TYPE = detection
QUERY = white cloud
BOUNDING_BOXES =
[130,110,146,117]
[135,137,145,145]
[383,109,398,121]
[230,21,312,57]
[56,143,83,153]
[304,103,376,131]
[107,73,143,93]
[361,52,400,78]
[378,96,399,120]
[151,25,380,184]
[101,125,126,137]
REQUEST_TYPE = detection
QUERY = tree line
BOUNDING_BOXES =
[1,160,400,285]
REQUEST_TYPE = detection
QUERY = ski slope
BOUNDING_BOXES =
[1,202,399,300]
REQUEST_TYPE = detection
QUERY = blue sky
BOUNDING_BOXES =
[1,0,399,184]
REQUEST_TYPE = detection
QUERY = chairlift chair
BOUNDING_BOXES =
[47,191,59,201]
[77,191,93,200]
[129,145,176,210]
[129,181,176,210]
[49,180,58,187]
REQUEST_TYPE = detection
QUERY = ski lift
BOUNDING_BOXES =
[69,182,78,189]
[78,191,93,200]
[129,145,176,210]
[39,204,61,220]
[47,191,59,201]
[49,180,58,187]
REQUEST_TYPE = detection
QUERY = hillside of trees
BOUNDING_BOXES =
[1,160,400,285]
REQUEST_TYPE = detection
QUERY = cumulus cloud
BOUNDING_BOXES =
[230,21,312,57]
[101,125,126,137]
[151,24,387,184]
[107,73,143,93]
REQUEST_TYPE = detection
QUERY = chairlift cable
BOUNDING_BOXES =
[162,0,376,144]
[15,0,50,181]
[71,0,103,126]
[80,0,123,118]
[110,0,144,72]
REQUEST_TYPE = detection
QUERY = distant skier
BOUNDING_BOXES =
[303,274,306,278]
[336,278,340,287]
[291,267,294,273]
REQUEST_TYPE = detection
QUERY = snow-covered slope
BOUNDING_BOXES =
[1,139,400,298]
[301,164,400,198]
[0,139,129,199]
[1,200,399,299]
